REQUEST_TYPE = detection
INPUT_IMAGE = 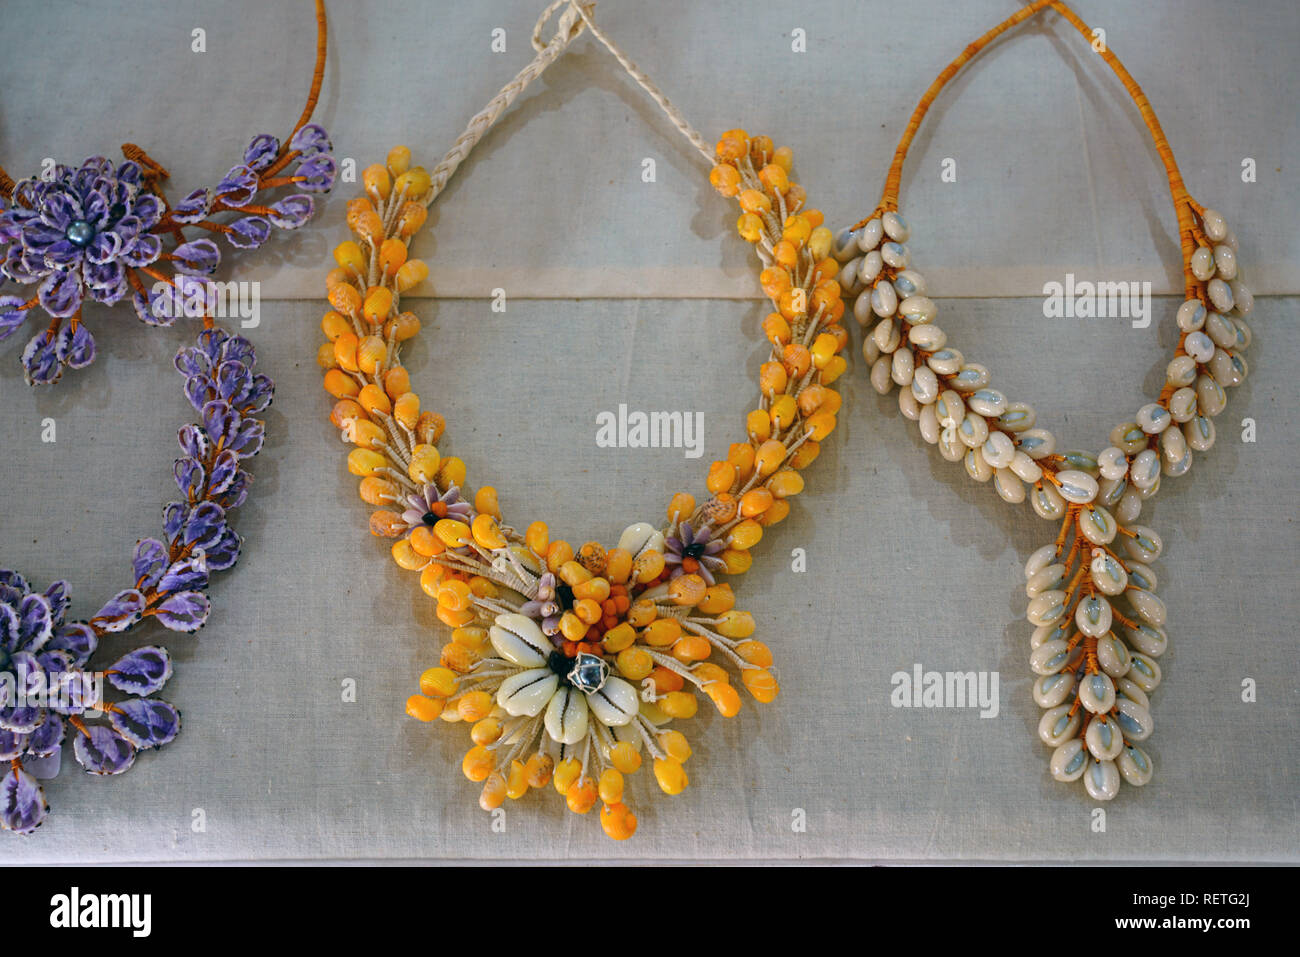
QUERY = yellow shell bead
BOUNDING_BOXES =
[362,164,392,203]
[316,342,337,369]
[363,287,393,325]
[505,760,529,800]
[738,189,771,215]
[808,225,834,262]
[709,164,741,197]
[598,768,624,805]
[347,448,386,477]
[392,391,419,428]
[325,366,361,395]
[408,444,441,483]
[358,475,397,506]
[615,646,653,681]
[419,564,444,598]
[405,694,443,722]
[660,730,692,763]
[660,691,697,719]
[333,332,359,372]
[717,610,755,638]
[348,419,385,450]
[434,518,473,549]
[754,439,786,476]
[391,539,425,570]
[653,757,689,796]
[327,282,361,318]
[667,492,695,523]
[609,742,642,774]
[333,240,366,274]
[821,354,848,384]
[568,778,599,814]
[746,409,771,443]
[386,145,411,177]
[769,394,798,431]
[436,456,466,489]
[384,312,421,342]
[525,521,549,556]
[742,668,780,703]
[394,166,432,200]
[395,259,428,293]
[706,681,743,716]
[418,665,460,696]
[357,335,387,375]
[321,310,350,341]
[552,758,581,796]
[771,146,793,172]
[471,514,507,549]
[729,519,763,550]
[768,468,805,498]
[357,383,391,417]
[736,212,763,243]
[383,366,410,401]
[379,238,407,276]
[474,486,501,519]
[601,622,636,653]
[397,202,427,239]
[805,411,837,441]
[696,583,735,614]
[720,548,753,575]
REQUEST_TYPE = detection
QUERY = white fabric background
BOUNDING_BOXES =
[0,0,1296,863]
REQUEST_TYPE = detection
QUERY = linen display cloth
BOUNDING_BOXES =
[0,0,1295,863]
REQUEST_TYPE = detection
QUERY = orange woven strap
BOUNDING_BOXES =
[855,0,1205,295]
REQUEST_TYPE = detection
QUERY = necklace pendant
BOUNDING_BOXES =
[1025,506,1166,800]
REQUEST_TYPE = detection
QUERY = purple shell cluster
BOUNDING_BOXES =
[1,325,271,835]
[0,124,334,384]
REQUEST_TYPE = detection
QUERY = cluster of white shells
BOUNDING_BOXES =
[835,206,1253,799]
[1023,523,1166,800]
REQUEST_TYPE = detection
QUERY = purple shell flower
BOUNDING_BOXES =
[400,483,472,531]
[294,153,337,192]
[0,157,165,316]
[171,238,221,276]
[213,165,259,208]
[664,521,727,585]
[288,123,332,157]
[226,216,272,249]
[267,194,314,230]
[172,188,211,225]
[243,134,281,172]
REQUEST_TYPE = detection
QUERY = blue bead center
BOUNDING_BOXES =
[66,219,96,247]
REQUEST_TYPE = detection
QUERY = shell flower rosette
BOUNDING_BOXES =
[320,131,848,839]
[0,125,335,385]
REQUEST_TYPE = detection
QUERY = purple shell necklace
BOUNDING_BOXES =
[0,1,334,834]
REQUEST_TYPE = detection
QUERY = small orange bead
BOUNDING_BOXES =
[667,492,695,523]
[649,666,684,694]
[763,312,791,346]
[671,635,711,663]
[642,618,681,647]
[462,745,493,782]
[759,361,788,397]
[742,668,780,703]
[524,753,554,788]
[406,694,442,722]
[782,343,812,379]
[566,777,599,815]
[709,164,741,197]
[600,802,638,840]
[706,681,743,717]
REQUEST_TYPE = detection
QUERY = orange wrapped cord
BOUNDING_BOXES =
[854,0,1207,302]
